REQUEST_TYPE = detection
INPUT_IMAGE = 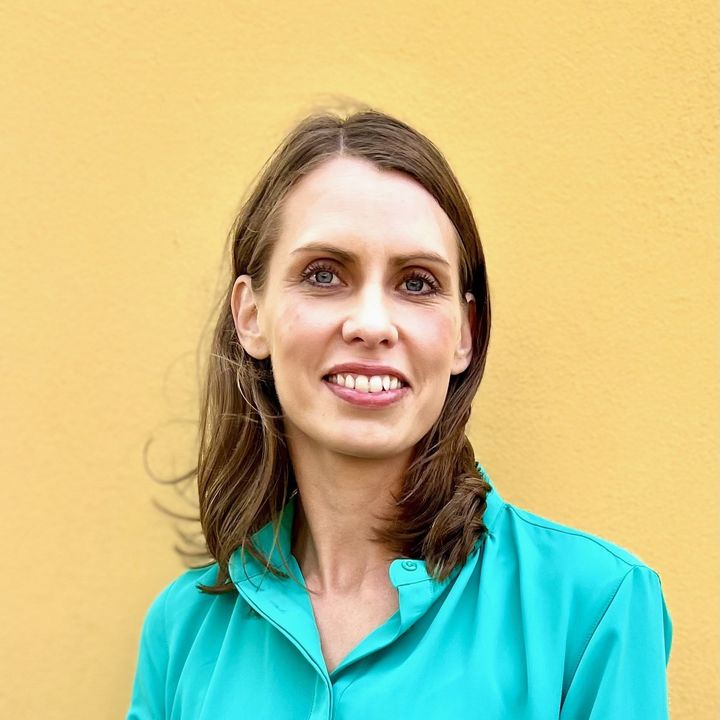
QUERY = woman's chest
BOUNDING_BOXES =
[170,613,564,720]
[168,572,570,719]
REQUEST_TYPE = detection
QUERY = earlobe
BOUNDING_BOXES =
[231,275,270,360]
[451,292,476,375]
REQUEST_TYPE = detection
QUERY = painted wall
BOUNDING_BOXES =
[1,1,717,717]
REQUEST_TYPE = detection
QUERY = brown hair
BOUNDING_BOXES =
[160,104,492,594]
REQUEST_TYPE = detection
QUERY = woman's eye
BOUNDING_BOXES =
[301,262,339,286]
[403,272,439,294]
[300,262,440,295]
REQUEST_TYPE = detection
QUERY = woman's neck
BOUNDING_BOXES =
[289,446,410,595]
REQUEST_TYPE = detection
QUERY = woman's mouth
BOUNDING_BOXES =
[322,373,410,408]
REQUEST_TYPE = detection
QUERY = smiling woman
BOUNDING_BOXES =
[127,107,672,719]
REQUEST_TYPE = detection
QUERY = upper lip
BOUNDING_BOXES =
[324,363,411,387]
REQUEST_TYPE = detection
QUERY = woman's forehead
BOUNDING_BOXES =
[277,156,458,264]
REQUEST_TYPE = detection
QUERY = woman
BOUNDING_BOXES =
[127,108,672,719]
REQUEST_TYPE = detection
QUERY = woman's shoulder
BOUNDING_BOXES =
[139,563,238,644]
[485,492,673,683]
[488,491,666,599]
[479,463,658,584]
[151,562,221,602]
[506,500,651,566]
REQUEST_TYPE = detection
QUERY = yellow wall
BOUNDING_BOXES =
[1,2,716,717]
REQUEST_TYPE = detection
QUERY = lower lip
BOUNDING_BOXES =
[322,378,410,408]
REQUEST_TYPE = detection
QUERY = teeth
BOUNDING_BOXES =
[369,376,383,393]
[326,373,405,393]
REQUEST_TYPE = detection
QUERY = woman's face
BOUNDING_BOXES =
[232,155,475,461]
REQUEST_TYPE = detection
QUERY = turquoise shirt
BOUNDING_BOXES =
[127,463,672,718]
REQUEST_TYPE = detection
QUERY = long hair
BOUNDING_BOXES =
[162,105,492,594]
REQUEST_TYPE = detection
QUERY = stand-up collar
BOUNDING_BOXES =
[229,460,504,586]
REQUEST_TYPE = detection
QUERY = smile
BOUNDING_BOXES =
[322,375,409,408]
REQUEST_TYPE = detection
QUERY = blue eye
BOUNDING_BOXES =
[299,262,339,287]
[300,261,440,295]
[405,275,433,293]
[310,265,336,285]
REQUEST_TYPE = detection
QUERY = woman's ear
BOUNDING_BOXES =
[230,275,271,360]
[451,292,476,375]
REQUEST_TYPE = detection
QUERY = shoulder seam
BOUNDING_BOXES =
[563,565,642,702]
[507,505,649,570]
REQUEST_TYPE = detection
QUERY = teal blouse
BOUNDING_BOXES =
[127,463,672,718]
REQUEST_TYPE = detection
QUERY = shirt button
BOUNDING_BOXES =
[401,560,418,571]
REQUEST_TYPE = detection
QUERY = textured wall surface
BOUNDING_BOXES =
[1,1,717,717]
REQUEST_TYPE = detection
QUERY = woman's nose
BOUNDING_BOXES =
[341,284,399,347]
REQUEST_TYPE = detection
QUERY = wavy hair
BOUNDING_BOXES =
[158,105,493,594]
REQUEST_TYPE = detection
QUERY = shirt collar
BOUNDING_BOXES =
[229,460,504,587]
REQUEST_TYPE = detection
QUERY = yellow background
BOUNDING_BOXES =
[1,1,717,717]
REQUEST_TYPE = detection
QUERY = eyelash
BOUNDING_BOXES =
[300,261,441,296]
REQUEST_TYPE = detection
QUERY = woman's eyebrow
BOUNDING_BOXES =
[290,242,451,269]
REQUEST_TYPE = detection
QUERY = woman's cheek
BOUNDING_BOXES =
[408,310,457,360]
[275,298,316,342]
[295,295,330,328]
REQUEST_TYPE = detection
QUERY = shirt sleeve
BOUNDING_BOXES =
[126,584,172,720]
[559,564,673,719]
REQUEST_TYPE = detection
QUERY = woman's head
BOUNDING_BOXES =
[195,107,492,592]
[231,153,476,463]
